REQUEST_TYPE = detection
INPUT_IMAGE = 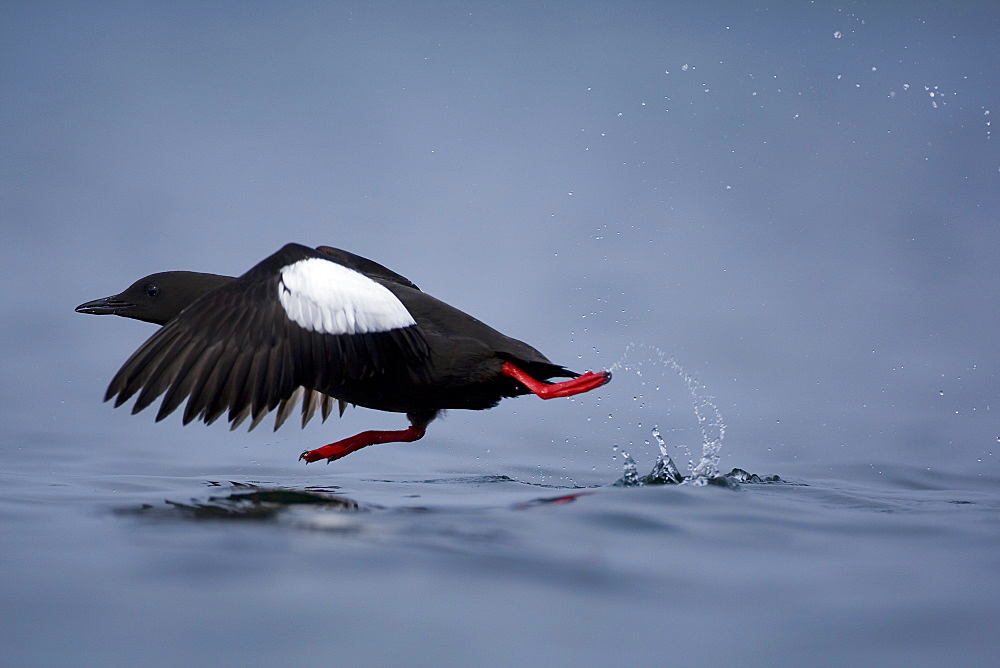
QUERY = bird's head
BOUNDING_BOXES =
[75,271,234,325]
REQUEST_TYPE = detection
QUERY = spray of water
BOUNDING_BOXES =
[610,343,726,485]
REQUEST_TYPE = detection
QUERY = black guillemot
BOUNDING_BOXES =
[76,243,611,463]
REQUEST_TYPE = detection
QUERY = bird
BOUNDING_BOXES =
[75,243,611,463]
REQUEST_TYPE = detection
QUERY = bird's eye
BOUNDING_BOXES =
[144,284,159,297]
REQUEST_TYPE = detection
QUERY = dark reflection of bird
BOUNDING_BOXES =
[76,243,611,463]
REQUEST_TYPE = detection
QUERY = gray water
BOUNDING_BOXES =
[3,2,999,666]
[5,435,999,666]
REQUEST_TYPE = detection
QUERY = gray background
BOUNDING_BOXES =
[3,1,997,479]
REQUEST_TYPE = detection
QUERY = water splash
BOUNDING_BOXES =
[620,452,641,486]
[646,427,684,484]
[610,343,727,486]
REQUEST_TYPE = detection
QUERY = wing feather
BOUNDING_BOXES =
[104,244,429,432]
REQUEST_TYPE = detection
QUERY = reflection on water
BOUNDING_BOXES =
[107,468,786,524]
[114,485,360,521]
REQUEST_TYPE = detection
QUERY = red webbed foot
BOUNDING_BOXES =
[300,424,426,464]
[501,361,611,399]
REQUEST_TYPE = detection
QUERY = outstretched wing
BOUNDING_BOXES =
[104,243,429,431]
[315,245,421,291]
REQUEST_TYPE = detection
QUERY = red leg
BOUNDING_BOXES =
[300,424,426,463]
[501,361,611,399]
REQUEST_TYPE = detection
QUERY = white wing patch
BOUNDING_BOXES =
[277,258,416,335]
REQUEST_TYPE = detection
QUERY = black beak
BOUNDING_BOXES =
[75,296,136,316]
